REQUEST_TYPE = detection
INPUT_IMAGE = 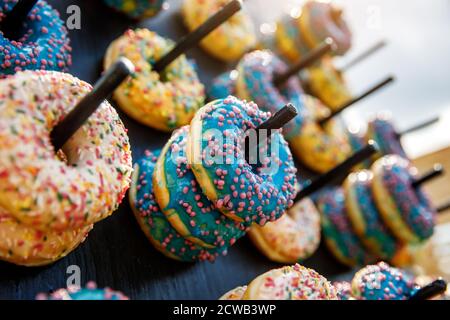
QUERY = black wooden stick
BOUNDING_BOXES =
[245,104,298,164]
[437,200,450,213]
[340,40,387,72]
[50,58,134,150]
[319,76,394,126]
[412,164,444,188]
[153,0,242,73]
[273,38,335,87]
[409,279,447,300]
[397,116,440,137]
[0,0,38,40]
[255,104,298,131]
[295,141,379,201]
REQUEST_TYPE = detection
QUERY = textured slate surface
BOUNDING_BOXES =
[0,0,349,300]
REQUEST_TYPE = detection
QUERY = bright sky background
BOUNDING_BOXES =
[246,0,450,158]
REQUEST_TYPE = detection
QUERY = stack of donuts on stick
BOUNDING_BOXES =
[0,0,136,267]
[0,66,133,266]
[129,97,298,262]
[316,154,441,268]
[0,42,132,266]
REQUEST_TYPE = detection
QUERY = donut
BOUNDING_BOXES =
[367,113,407,158]
[103,0,165,19]
[153,126,247,249]
[315,187,376,267]
[333,281,353,300]
[0,208,92,266]
[181,0,256,62]
[219,286,247,300]
[289,94,352,173]
[36,281,129,300]
[243,264,338,300]
[0,71,132,231]
[235,50,305,140]
[0,0,72,75]
[187,97,298,225]
[104,29,205,132]
[247,198,321,263]
[274,10,310,64]
[130,150,227,262]
[299,1,352,55]
[371,155,435,244]
[344,170,409,264]
[208,70,238,100]
[352,262,418,300]
[302,56,352,111]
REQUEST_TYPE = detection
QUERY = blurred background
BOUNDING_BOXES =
[246,0,450,159]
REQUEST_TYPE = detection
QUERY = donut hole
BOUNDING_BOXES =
[0,5,38,42]
[1,23,31,42]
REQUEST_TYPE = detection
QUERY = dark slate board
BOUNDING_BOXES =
[0,0,350,300]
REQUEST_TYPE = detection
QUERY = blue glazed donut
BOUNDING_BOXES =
[344,170,405,263]
[367,114,407,158]
[0,0,72,75]
[187,97,298,225]
[208,70,237,100]
[371,155,435,244]
[352,262,418,300]
[316,187,375,267]
[130,150,226,262]
[153,126,248,249]
[36,282,129,300]
[236,50,305,140]
[103,0,165,19]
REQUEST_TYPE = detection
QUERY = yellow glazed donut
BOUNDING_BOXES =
[290,94,352,173]
[181,0,257,61]
[104,29,205,131]
[0,209,92,267]
[243,264,338,300]
[303,56,352,111]
[0,71,133,231]
[219,286,247,300]
[248,198,321,263]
